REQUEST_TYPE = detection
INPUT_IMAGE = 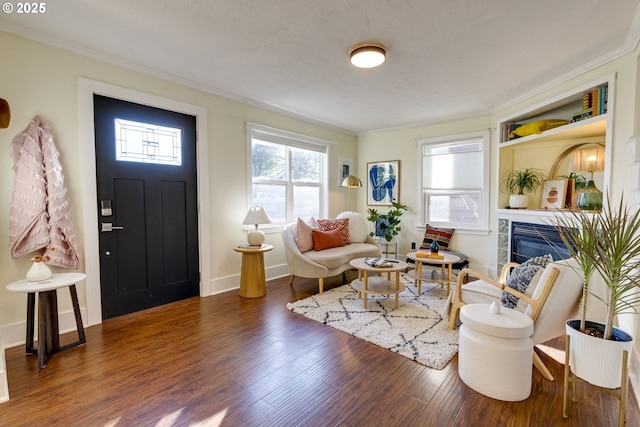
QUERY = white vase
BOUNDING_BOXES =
[26,262,52,282]
[566,319,634,389]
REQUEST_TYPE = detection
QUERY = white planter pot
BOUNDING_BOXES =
[566,319,633,389]
[509,194,529,209]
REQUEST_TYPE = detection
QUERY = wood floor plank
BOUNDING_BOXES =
[0,275,638,427]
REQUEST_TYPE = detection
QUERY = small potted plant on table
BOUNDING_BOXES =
[502,168,546,209]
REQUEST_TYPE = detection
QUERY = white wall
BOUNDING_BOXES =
[0,31,357,341]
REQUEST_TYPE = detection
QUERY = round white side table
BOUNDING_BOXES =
[458,303,534,401]
[6,272,87,368]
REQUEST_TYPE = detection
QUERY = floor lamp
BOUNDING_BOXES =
[341,175,362,211]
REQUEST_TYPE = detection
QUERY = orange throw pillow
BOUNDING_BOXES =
[312,228,346,251]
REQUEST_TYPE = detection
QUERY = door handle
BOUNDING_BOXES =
[101,222,124,232]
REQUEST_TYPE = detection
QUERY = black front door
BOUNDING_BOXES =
[94,95,199,319]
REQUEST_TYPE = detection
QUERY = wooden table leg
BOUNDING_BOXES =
[446,263,452,296]
[394,271,400,309]
[417,260,422,294]
[363,271,368,309]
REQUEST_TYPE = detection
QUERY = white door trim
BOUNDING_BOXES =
[78,78,211,326]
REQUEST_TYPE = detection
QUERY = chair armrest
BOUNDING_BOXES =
[453,268,505,306]
[500,262,520,283]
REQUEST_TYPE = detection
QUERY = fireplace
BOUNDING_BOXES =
[510,221,572,264]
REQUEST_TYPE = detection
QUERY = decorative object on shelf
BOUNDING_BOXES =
[430,240,440,254]
[552,194,640,389]
[540,179,568,210]
[502,168,546,209]
[367,160,399,206]
[349,42,386,68]
[572,147,605,212]
[508,119,568,140]
[367,201,408,243]
[242,205,272,246]
[341,174,362,211]
[27,253,52,282]
[0,97,10,128]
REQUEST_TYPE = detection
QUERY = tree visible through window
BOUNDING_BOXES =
[248,123,328,224]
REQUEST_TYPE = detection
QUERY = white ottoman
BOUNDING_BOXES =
[458,303,534,401]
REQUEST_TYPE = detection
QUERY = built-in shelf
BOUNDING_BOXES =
[499,115,607,148]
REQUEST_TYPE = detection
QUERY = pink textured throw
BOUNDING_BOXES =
[9,116,79,268]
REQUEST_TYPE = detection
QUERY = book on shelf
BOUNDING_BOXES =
[501,122,522,142]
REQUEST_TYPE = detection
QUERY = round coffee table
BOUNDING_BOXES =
[406,251,461,295]
[349,258,408,309]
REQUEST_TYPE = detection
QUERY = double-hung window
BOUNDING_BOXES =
[247,123,329,225]
[417,131,489,231]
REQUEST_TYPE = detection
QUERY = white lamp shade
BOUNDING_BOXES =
[242,206,272,246]
[572,147,605,172]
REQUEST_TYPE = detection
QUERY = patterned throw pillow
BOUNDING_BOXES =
[500,254,553,309]
[317,218,351,244]
[420,224,454,250]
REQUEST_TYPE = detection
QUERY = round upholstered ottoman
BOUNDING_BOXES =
[458,303,534,401]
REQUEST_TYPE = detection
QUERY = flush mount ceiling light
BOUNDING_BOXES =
[349,43,386,68]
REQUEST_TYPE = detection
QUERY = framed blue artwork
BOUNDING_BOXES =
[367,160,399,206]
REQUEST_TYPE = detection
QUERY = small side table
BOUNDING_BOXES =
[458,303,534,401]
[233,244,273,298]
[349,258,408,309]
[6,272,87,369]
[406,251,460,295]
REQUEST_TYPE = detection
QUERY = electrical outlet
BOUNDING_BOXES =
[411,242,416,249]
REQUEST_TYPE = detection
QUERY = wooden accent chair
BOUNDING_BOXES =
[447,258,583,381]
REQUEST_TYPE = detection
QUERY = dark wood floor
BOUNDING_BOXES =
[1,273,638,427]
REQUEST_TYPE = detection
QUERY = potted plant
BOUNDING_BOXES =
[366,202,409,243]
[552,194,640,388]
[502,168,546,209]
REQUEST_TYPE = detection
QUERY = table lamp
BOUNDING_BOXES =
[341,175,362,211]
[242,206,272,246]
[572,147,605,211]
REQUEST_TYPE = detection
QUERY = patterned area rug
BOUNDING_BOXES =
[286,275,459,369]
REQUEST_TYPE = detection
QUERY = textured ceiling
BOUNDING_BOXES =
[1,0,639,134]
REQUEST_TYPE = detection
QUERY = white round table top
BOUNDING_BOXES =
[406,251,461,265]
[6,272,87,293]
[460,303,533,339]
[350,257,407,272]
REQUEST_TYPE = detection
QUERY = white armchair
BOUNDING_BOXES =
[447,258,584,381]
[282,211,381,294]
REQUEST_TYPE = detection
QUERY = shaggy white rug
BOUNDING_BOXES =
[286,275,459,369]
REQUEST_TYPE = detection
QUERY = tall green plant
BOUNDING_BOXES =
[551,210,599,331]
[552,194,640,340]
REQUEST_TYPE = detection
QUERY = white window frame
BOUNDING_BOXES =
[246,123,330,230]
[416,130,490,233]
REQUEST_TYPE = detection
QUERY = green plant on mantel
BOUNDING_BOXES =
[502,168,546,195]
[552,193,640,340]
[366,202,409,243]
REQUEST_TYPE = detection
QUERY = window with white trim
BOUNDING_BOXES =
[247,123,329,224]
[417,131,490,231]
